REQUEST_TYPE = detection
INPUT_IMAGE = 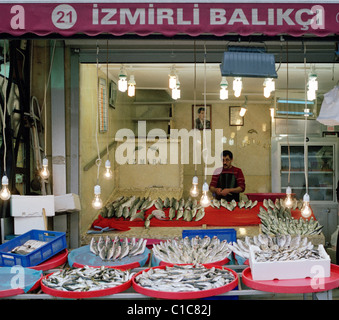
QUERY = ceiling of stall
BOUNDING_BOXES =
[66,38,339,103]
[99,62,339,103]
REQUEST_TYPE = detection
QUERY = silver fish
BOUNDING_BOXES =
[245,200,252,209]
[152,209,167,220]
[155,199,163,210]
[164,197,170,208]
[119,238,130,260]
[183,208,192,221]
[220,199,228,209]
[238,200,245,208]
[195,208,205,221]
[212,198,220,209]
[169,207,176,220]
[176,208,184,220]
[90,238,99,255]
[122,206,130,219]
[250,200,258,209]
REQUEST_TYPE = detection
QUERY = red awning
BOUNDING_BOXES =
[2,2,339,37]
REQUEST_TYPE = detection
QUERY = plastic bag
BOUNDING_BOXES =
[316,86,339,126]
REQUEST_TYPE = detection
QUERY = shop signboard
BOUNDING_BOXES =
[0,1,339,37]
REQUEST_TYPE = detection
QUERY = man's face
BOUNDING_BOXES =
[223,155,232,169]
[198,110,205,120]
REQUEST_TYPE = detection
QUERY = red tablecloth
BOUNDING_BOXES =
[91,201,316,231]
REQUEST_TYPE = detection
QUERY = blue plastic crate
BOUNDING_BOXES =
[182,228,237,243]
[0,229,67,267]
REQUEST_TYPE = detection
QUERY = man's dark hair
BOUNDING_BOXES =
[222,150,233,159]
[197,107,205,114]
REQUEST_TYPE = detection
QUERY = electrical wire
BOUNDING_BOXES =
[202,43,208,182]
[303,44,309,194]
[2,41,7,175]
[286,41,291,186]
[106,39,110,159]
[95,42,102,184]
[41,40,56,159]
[193,40,197,176]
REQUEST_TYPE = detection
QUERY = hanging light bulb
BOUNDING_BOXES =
[307,88,316,101]
[219,77,228,100]
[200,182,211,207]
[239,96,247,117]
[168,65,177,90]
[92,185,103,209]
[104,159,113,179]
[0,175,11,201]
[40,157,50,179]
[301,193,312,218]
[284,186,293,208]
[308,74,318,92]
[127,75,136,97]
[239,106,247,117]
[172,76,180,100]
[233,77,242,98]
[190,176,199,198]
[118,65,127,92]
[263,78,275,98]
[307,73,317,101]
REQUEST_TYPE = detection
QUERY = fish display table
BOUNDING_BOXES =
[91,201,317,232]
[242,264,339,297]
[68,245,150,270]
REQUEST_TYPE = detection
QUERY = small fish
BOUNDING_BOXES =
[169,207,176,220]
[245,200,252,209]
[130,209,145,221]
[238,200,245,208]
[212,198,220,209]
[115,205,123,218]
[155,199,163,210]
[220,199,228,209]
[152,210,167,220]
[183,208,192,221]
[144,214,153,229]
[119,238,130,260]
[176,208,184,220]
[122,206,130,219]
[250,200,258,209]
[195,208,205,221]
[164,197,170,208]
[90,238,98,255]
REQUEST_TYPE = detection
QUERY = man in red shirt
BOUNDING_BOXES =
[209,150,245,202]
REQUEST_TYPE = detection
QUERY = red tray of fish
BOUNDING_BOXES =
[132,265,238,300]
[40,269,132,299]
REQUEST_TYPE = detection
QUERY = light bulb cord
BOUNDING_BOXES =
[106,39,110,161]
[41,40,57,159]
[286,41,291,185]
[95,42,101,185]
[2,41,7,175]
[193,40,197,176]
[303,44,309,194]
[202,42,208,183]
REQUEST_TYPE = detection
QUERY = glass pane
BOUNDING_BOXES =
[280,144,335,201]
[308,146,333,171]
[281,146,304,171]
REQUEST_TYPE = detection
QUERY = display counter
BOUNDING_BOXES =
[84,201,325,246]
